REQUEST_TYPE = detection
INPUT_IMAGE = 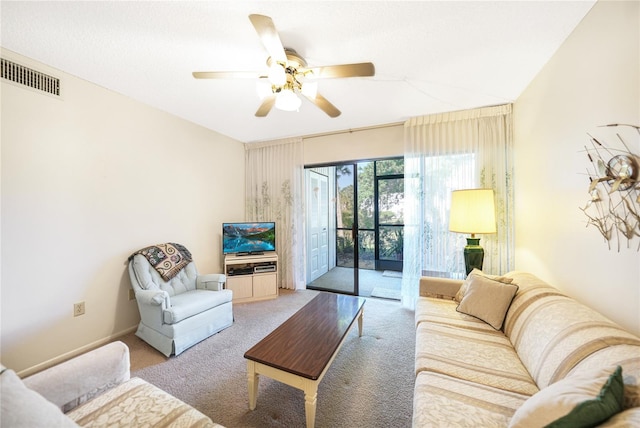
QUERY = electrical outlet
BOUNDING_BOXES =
[73,302,85,317]
[128,289,136,301]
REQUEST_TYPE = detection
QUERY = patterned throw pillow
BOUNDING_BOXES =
[454,268,514,302]
[508,365,624,428]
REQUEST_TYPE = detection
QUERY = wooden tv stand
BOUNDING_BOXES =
[224,253,278,303]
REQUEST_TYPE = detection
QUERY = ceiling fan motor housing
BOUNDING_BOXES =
[267,48,307,70]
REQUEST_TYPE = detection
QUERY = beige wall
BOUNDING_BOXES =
[513,0,639,335]
[1,50,246,374]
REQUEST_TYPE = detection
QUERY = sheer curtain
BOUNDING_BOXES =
[245,138,306,290]
[401,104,514,309]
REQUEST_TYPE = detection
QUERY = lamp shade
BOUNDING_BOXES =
[267,64,286,86]
[256,79,273,100]
[275,89,302,111]
[449,189,497,235]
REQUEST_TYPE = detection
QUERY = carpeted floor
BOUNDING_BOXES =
[119,289,415,428]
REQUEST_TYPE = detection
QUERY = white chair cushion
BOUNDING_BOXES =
[163,289,233,324]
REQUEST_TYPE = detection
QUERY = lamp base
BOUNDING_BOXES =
[463,238,484,275]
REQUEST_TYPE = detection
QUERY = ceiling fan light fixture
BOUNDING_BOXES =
[267,63,286,86]
[275,88,301,111]
[194,15,373,118]
[256,79,273,100]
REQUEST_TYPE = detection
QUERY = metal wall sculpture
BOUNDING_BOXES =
[581,124,640,251]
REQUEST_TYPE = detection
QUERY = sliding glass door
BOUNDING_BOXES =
[375,160,404,271]
[305,164,358,295]
[335,164,359,295]
[306,158,404,298]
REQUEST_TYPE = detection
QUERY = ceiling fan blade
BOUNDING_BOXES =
[305,62,375,79]
[255,95,276,117]
[303,93,341,118]
[192,71,263,79]
[249,14,287,64]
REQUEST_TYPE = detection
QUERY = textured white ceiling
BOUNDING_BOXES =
[1,1,595,143]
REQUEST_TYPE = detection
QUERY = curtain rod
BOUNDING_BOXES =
[302,121,404,140]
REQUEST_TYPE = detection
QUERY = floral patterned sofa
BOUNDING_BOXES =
[413,270,640,427]
[1,341,223,427]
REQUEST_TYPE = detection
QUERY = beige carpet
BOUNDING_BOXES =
[119,289,415,428]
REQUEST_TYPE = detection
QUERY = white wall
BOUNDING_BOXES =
[0,50,246,374]
[513,0,640,335]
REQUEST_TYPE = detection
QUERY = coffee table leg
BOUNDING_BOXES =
[303,380,318,428]
[358,308,364,337]
[247,360,259,410]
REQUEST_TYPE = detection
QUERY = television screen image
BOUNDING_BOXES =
[222,222,276,255]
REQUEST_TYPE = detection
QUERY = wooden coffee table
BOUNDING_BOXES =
[244,292,366,428]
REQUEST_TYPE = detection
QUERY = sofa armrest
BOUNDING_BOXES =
[136,289,169,306]
[197,273,226,291]
[23,341,130,413]
[419,276,464,299]
[134,290,170,330]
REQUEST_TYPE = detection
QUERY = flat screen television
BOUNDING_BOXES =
[222,222,276,255]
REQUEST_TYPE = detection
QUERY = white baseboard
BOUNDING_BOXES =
[17,325,138,378]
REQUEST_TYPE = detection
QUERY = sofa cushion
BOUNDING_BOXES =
[599,407,640,427]
[508,365,624,428]
[67,377,221,427]
[455,268,514,302]
[415,322,539,395]
[503,272,569,343]
[503,272,640,390]
[415,297,497,332]
[413,371,530,428]
[456,274,518,330]
[0,367,79,427]
[163,289,233,324]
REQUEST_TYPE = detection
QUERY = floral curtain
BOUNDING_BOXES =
[401,104,514,309]
[245,138,306,290]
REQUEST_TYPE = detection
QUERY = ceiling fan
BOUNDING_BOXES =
[193,14,375,118]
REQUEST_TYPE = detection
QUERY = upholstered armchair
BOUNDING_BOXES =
[128,243,233,357]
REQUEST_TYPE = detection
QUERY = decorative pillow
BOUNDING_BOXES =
[0,368,79,427]
[454,268,514,302]
[456,274,518,329]
[508,365,624,428]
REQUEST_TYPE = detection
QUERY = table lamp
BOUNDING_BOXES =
[449,189,497,275]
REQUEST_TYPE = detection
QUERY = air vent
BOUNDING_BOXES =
[1,58,60,96]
